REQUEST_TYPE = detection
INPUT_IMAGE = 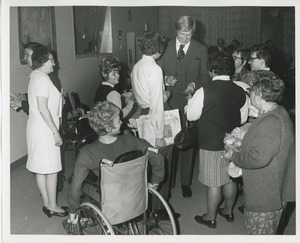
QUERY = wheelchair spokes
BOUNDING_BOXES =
[76,203,115,235]
[113,223,131,235]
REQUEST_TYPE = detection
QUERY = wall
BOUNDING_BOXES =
[158,6,295,59]
[159,7,262,47]
[112,7,159,63]
[10,6,159,163]
[283,8,295,60]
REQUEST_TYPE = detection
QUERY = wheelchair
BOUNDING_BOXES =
[67,147,177,235]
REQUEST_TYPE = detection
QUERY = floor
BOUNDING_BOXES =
[9,148,297,243]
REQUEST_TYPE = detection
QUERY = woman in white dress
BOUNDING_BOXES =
[26,46,67,217]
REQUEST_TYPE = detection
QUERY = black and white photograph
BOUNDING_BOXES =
[2,0,298,242]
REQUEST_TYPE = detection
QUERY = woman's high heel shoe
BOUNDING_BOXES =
[42,206,48,215]
[42,206,68,218]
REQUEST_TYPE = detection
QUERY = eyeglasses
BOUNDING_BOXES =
[48,58,55,62]
[249,57,259,62]
[233,56,243,61]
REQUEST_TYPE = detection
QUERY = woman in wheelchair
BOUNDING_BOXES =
[67,101,165,224]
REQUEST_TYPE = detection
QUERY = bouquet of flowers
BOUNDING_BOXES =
[223,123,251,178]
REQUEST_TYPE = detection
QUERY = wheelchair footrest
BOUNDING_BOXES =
[62,219,81,235]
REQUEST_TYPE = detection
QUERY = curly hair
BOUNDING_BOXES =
[175,16,196,32]
[88,101,120,136]
[98,56,121,81]
[140,32,167,56]
[251,70,285,103]
[240,70,256,87]
[31,46,52,70]
[207,52,235,76]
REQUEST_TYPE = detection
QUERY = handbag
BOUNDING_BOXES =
[174,119,198,150]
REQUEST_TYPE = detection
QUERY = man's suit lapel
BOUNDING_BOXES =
[169,40,177,72]
[183,40,195,68]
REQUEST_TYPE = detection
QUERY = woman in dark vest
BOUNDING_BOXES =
[94,56,134,118]
[185,52,247,228]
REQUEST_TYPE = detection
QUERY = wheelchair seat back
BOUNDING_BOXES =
[100,152,149,225]
[114,150,144,164]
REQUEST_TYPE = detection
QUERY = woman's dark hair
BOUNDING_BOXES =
[140,32,167,56]
[236,47,250,62]
[98,56,121,81]
[251,70,285,103]
[31,46,52,70]
[24,42,43,51]
[250,44,272,68]
[88,101,120,136]
[207,52,235,76]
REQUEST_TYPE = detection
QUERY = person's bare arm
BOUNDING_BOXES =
[37,96,63,146]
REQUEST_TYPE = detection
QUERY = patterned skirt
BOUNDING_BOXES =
[198,149,231,187]
[244,208,283,234]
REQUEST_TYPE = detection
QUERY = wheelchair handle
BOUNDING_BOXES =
[147,147,159,153]
[101,159,114,167]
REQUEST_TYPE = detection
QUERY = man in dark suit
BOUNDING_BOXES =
[158,16,210,198]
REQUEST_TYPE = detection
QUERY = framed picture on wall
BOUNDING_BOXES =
[73,6,113,58]
[18,7,57,65]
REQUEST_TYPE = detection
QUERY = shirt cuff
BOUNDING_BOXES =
[165,76,169,86]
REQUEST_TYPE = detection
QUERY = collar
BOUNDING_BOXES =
[176,39,191,52]
[212,75,230,81]
[102,81,115,87]
[142,54,156,62]
[259,104,278,116]
[261,67,270,71]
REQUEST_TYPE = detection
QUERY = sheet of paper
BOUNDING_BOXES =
[136,109,181,146]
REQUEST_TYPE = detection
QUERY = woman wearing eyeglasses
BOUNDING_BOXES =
[223,71,295,234]
[26,46,67,217]
[231,47,251,82]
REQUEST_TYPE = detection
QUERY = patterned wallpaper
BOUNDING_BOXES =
[159,7,261,48]
[158,6,295,59]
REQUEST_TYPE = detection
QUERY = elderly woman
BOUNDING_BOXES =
[26,46,67,217]
[185,52,247,228]
[94,56,134,119]
[67,101,164,223]
[224,71,295,234]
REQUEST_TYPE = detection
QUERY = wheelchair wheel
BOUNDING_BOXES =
[112,222,132,235]
[135,187,177,235]
[76,202,115,235]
